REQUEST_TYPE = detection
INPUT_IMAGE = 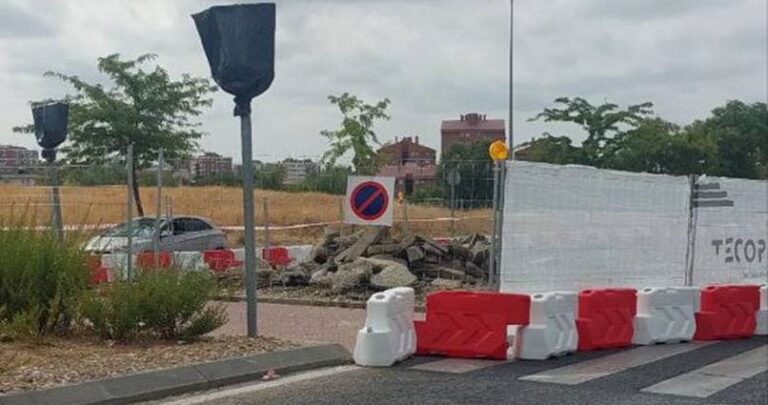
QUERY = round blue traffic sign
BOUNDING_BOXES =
[350,181,390,221]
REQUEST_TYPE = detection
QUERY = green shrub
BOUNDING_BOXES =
[82,269,227,342]
[0,226,90,339]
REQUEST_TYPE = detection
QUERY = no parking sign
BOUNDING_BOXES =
[344,176,395,226]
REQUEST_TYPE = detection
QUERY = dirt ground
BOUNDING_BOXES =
[0,334,298,396]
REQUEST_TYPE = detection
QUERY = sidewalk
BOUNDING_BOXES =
[214,302,367,350]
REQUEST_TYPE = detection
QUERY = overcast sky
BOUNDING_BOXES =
[0,0,766,163]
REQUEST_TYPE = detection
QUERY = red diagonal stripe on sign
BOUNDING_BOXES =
[357,188,384,213]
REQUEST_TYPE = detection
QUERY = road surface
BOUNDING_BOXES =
[147,336,767,405]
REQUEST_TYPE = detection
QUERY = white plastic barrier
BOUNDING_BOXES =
[513,291,578,360]
[353,287,416,367]
[173,252,209,272]
[633,287,697,345]
[756,284,768,336]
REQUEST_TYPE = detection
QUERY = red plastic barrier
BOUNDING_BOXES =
[136,251,172,269]
[203,250,242,273]
[263,247,291,267]
[87,255,108,284]
[694,285,760,340]
[576,288,637,351]
[415,291,530,360]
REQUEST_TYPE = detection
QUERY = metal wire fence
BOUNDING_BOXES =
[0,158,496,246]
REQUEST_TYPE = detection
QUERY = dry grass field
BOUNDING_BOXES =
[0,185,491,245]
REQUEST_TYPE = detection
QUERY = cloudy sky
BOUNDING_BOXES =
[0,0,765,163]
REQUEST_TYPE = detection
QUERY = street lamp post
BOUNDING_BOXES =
[193,3,276,338]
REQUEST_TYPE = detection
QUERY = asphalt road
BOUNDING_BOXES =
[149,337,768,405]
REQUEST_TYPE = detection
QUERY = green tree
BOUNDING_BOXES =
[517,133,585,165]
[695,100,768,179]
[603,118,718,175]
[529,97,654,165]
[320,93,391,174]
[15,54,217,215]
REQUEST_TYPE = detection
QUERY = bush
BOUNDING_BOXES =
[82,269,227,342]
[0,226,90,339]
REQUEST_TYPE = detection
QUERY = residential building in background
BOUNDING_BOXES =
[0,144,40,185]
[191,152,233,180]
[376,136,437,194]
[281,158,318,185]
[440,113,505,157]
[0,144,38,170]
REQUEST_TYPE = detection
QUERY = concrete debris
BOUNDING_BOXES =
[369,260,417,289]
[262,227,491,295]
[430,278,463,290]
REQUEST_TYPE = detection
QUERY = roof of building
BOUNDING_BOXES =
[378,137,436,153]
[441,113,505,132]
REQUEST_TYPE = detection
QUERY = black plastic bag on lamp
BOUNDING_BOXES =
[32,101,69,162]
[192,3,275,117]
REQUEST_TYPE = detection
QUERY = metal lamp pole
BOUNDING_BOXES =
[240,111,259,337]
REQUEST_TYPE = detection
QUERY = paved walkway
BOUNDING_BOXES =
[214,302,366,350]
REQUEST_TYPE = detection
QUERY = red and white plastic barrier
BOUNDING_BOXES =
[693,284,761,340]
[415,291,530,360]
[633,287,697,345]
[354,283,764,367]
[513,291,578,360]
[576,288,637,351]
[756,284,768,336]
[88,244,315,284]
[353,287,417,367]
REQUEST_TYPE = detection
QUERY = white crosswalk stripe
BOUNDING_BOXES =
[408,342,767,400]
[410,358,510,374]
[517,342,713,385]
[641,345,768,398]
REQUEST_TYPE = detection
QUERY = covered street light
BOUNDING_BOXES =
[192,3,276,337]
[31,101,69,240]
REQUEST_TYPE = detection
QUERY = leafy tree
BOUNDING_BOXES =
[293,165,351,195]
[529,97,653,165]
[14,54,217,215]
[320,93,391,174]
[695,100,768,179]
[517,134,585,165]
[602,118,718,175]
[253,164,285,190]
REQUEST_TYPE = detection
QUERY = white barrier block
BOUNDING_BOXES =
[100,252,136,281]
[756,284,768,336]
[353,287,416,367]
[514,291,578,360]
[173,252,208,272]
[633,287,696,345]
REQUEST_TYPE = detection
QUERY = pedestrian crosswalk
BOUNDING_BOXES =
[402,340,768,400]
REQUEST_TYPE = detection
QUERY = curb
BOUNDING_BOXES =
[0,344,351,405]
[214,295,427,312]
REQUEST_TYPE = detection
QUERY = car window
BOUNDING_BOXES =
[189,219,212,232]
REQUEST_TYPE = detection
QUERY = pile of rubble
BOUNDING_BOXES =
[258,227,491,293]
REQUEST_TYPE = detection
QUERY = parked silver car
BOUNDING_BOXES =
[84,216,228,254]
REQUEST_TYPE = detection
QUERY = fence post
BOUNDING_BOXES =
[125,143,134,281]
[489,160,501,288]
[49,160,63,241]
[684,175,698,286]
[263,197,271,251]
[154,148,163,269]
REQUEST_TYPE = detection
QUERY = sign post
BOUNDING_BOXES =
[193,3,276,337]
[488,140,509,290]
